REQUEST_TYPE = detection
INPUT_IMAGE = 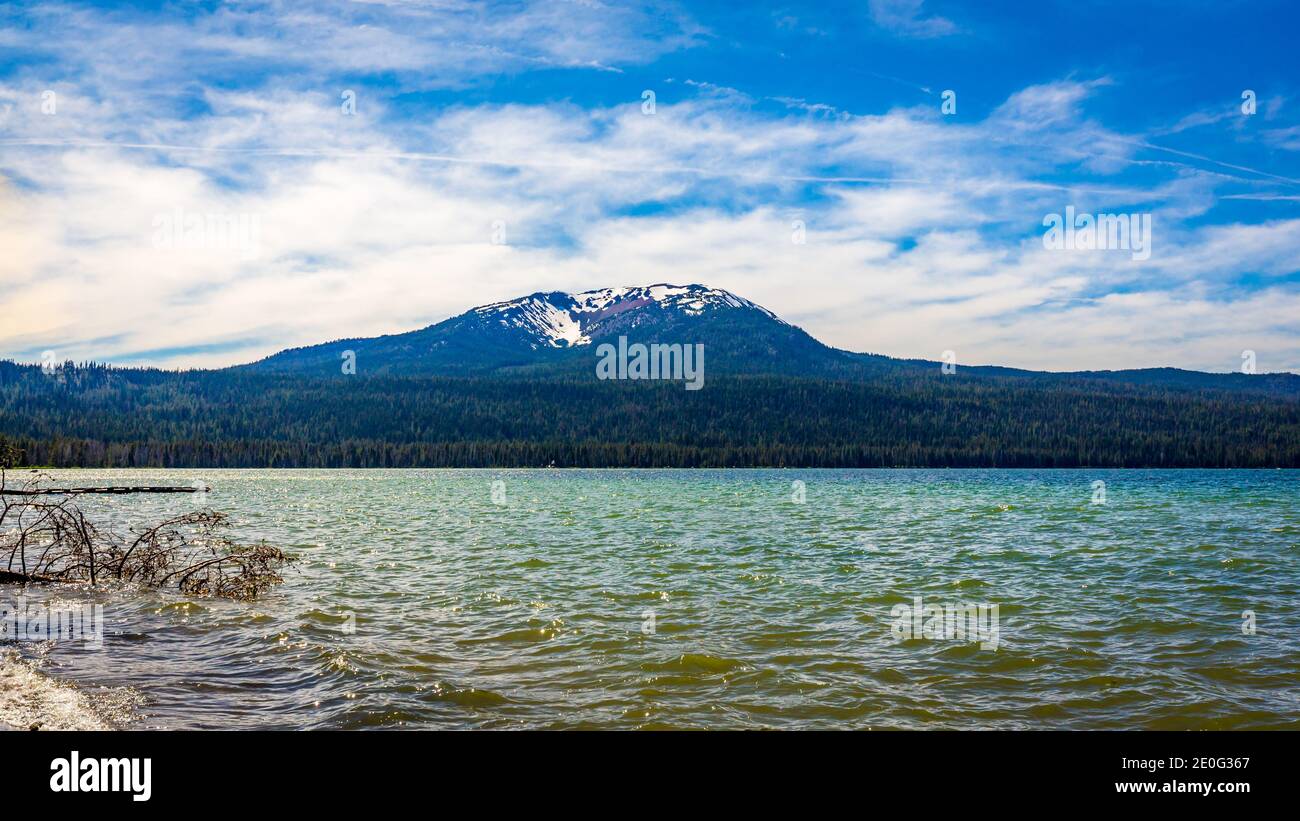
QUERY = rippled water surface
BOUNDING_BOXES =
[6,469,1299,729]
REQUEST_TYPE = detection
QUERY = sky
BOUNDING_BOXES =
[1,0,1298,373]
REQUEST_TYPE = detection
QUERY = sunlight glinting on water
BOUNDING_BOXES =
[5,468,1298,730]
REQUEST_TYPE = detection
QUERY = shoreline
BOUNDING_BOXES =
[0,648,109,731]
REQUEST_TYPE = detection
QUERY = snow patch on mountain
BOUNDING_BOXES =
[472,294,586,348]
[513,298,586,348]
[470,284,779,348]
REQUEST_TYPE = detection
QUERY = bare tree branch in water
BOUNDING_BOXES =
[0,461,293,601]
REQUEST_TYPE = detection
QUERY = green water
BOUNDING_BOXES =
[7,468,1299,729]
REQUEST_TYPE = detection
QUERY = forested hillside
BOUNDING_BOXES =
[2,361,1296,468]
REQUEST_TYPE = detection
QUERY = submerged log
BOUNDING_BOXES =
[0,486,210,496]
[0,569,60,584]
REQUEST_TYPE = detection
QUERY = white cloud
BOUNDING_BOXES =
[1,4,1298,374]
[5,1,704,93]
[867,0,958,38]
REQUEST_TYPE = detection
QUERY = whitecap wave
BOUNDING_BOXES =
[0,647,109,731]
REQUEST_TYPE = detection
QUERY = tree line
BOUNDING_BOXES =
[1,361,1296,468]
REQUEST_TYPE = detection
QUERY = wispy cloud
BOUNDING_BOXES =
[1,0,1298,373]
[867,0,959,38]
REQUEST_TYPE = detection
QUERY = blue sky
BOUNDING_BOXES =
[1,0,1298,372]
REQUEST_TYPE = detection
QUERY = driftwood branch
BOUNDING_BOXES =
[1,486,211,496]
[0,470,291,601]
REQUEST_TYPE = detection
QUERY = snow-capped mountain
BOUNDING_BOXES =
[470,284,782,350]
[244,282,844,377]
[240,284,1300,397]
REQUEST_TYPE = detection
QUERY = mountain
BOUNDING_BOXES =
[243,283,867,378]
[2,284,1298,469]
[243,283,1300,397]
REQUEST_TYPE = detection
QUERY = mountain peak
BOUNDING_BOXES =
[469,283,779,349]
[239,284,1300,398]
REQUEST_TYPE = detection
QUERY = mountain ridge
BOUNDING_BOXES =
[239,282,1300,397]
[2,282,1298,471]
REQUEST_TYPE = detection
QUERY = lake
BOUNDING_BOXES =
[3,468,1298,729]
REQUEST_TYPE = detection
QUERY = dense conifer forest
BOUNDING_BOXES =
[2,361,1296,468]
